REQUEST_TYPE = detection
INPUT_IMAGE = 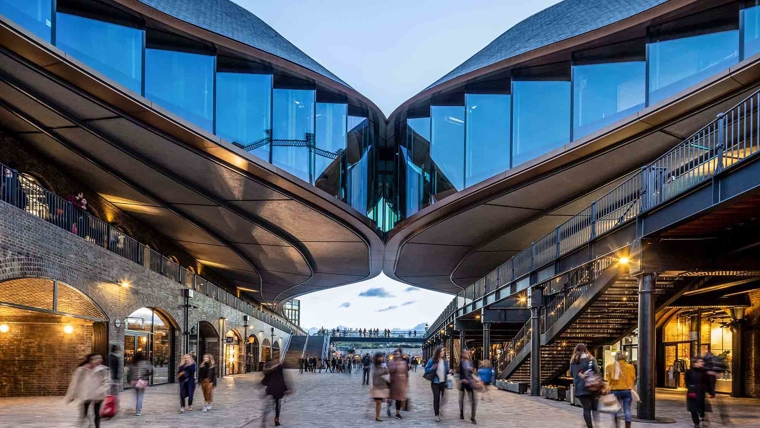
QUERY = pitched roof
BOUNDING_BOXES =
[427,0,668,90]
[139,0,350,88]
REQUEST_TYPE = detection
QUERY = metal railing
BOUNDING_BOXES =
[497,318,531,374]
[0,162,302,335]
[426,86,760,339]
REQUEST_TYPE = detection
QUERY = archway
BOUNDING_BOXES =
[193,321,218,363]
[0,278,108,397]
[246,334,260,372]
[224,329,243,375]
[124,307,177,386]
[261,338,272,363]
[272,340,281,363]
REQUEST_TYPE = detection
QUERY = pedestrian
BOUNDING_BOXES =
[704,351,730,425]
[605,351,636,428]
[388,348,409,420]
[127,351,152,415]
[371,352,390,422]
[178,354,196,413]
[262,358,289,426]
[198,354,217,412]
[686,357,714,428]
[65,354,111,428]
[424,346,450,422]
[411,357,418,372]
[459,350,477,424]
[570,344,602,428]
[299,356,304,374]
[362,353,372,385]
[107,344,120,394]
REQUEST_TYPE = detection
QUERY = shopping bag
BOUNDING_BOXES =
[100,395,118,419]
[446,374,454,389]
[597,393,621,413]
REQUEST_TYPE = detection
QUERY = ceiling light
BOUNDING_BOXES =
[619,257,630,265]
[64,324,74,334]
[0,324,8,333]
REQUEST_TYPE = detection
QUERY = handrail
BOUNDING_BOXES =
[497,318,531,374]
[426,85,760,340]
[0,162,301,335]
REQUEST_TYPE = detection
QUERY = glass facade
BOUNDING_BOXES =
[0,0,52,42]
[272,89,315,182]
[216,72,272,161]
[405,117,431,216]
[56,13,143,94]
[314,103,347,196]
[465,94,510,187]
[431,106,465,196]
[512,81,570,167]
[743,3,760,59]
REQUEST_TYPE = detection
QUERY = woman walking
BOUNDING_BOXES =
[262,358,289,426]
[178,354,196,413]
[459,350,477,424]
[605,351,636,428]
[370,352,390,422]
[570,344,601,428]
[198,354,217,412]
[65,354,111,428]
[127,351,152,416]
[424,346,450,422]
[388,349,409,419]
[686,357,714,428]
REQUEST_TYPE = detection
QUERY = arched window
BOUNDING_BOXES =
[124,307,176,386]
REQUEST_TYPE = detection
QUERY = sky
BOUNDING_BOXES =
[233,0,562,116]
[231,0,562,329]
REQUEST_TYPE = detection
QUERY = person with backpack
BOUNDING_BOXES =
[605,351,636,428]
[65,354,111,428]
[362,353,372,385]
[570,343,601,428]
[424,346,450,422]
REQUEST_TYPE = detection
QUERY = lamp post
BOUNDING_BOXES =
[243,315,249,373]
[271,327,275,362]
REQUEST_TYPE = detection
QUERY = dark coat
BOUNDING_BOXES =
[263,364,288,399]
[108,353,120,381]
[198,362,217,387]
[686,367,714,414]
[570,356,599,397]
[178,363,196,385]
[388,358,408,401]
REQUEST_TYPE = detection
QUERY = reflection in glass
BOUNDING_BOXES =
[431,106,465,199]
[145,49,215,132]
[348,148,369,214]
[405,117,431,216]
[648,31,738,105]
[314,103,347,195]
[743,5,760,59]
[573,62,645,139]
[512,81,570,167]
[56,13,143,94]
[272,89,315,182]
[465,94,510,187]
[216,72,272,161]
[0,0,52,42]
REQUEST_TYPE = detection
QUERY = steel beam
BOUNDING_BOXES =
[637,273,656,420]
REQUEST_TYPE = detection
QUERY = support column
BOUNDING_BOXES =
[460,330,465,353]
[731,308,746,397]
[530,286,543,396]
[449,332,455,363]
[483,322,491,361]
[637,273,656,420]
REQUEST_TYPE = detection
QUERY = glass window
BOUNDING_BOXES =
[314,103,347,195]
[348,147,370,214]
[431,106,465,198]
[216,72,272,161]
[512,81,570,166]
[145,48,215,132]
[648,7,739,105]
[272,89,315,182]
[0,0,52,42]
[55,13,143,94]
[743,3,760,59]
[465,94,510,187]
[405,117,431,216]
[573,62,645,139]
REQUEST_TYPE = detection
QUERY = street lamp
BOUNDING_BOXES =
[271,327,275,362]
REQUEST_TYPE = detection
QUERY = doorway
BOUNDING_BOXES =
[246,335,260,372]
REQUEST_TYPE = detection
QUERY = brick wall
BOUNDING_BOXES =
[0,199,291,396]
[744,289,760,397]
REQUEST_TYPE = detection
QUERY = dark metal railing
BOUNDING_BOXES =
[0,162,302,335]
[497,318,531,374]
[426,85,760,340]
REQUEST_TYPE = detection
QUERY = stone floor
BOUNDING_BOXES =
[0,369,758,427]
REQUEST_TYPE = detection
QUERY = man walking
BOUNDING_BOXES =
[362,353,372,385]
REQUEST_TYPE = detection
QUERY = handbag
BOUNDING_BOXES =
[423,363,437,381]
[100,395,118,419]
[446,374,454,390]
[135,379,148,389]
[582,360,605,393]
[597,393,621,413]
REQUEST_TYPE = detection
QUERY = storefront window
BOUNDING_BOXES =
[0,0,52,42]
[124,307,174,387]
[216,69,272,162]
[512,80,570,167]
[272,89,315,182]
[56,12,143,94]
[465,94,510,187]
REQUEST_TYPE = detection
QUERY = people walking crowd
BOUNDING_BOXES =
[317,327,421,338]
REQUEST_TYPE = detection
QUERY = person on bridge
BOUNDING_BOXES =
[370,352,390,422]
[424,346,450,422]
[459,350,477,424]
[605,351,635,428]
[362,353,372,385]
[388,348,409,420]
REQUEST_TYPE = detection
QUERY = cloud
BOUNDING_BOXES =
[377,305,398,313]
[338,302,351,308]
[404,287,419,292]
[401,301,415,306]
[359,287,394,298]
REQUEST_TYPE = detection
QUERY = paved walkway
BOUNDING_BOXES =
[0,370,758,427]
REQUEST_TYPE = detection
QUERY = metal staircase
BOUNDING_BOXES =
[282,336,308,369]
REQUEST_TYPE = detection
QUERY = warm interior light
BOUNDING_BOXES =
[64,324,74,334]
[120,281,130,288]
[619,257,630,265]
[519,296,527,303]
[0,324,8,333]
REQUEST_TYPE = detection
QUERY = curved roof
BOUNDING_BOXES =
[138,0,350,88]
[427,0,668,90]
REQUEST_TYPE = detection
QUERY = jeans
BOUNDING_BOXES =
[363,368,370,385]
[179,380,195,407]
[135,388,146,414]
[275,398,281,418]
[612,390,632,423]
[459,385,477,419]
[578,395,599,428]
[83,400,102,428]
[431,381,446,416]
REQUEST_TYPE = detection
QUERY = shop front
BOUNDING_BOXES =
[124,307,176,387]
[246,334,260,372]
[224,329,243,375]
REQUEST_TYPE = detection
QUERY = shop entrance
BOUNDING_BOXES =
[262,338,272,363]
[224,329,243,375]
[246,334,260,372]
[124,307,176,387]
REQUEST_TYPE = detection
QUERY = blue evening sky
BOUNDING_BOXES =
[232,0,561,329]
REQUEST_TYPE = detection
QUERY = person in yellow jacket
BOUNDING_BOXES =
[605,352,637,428]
